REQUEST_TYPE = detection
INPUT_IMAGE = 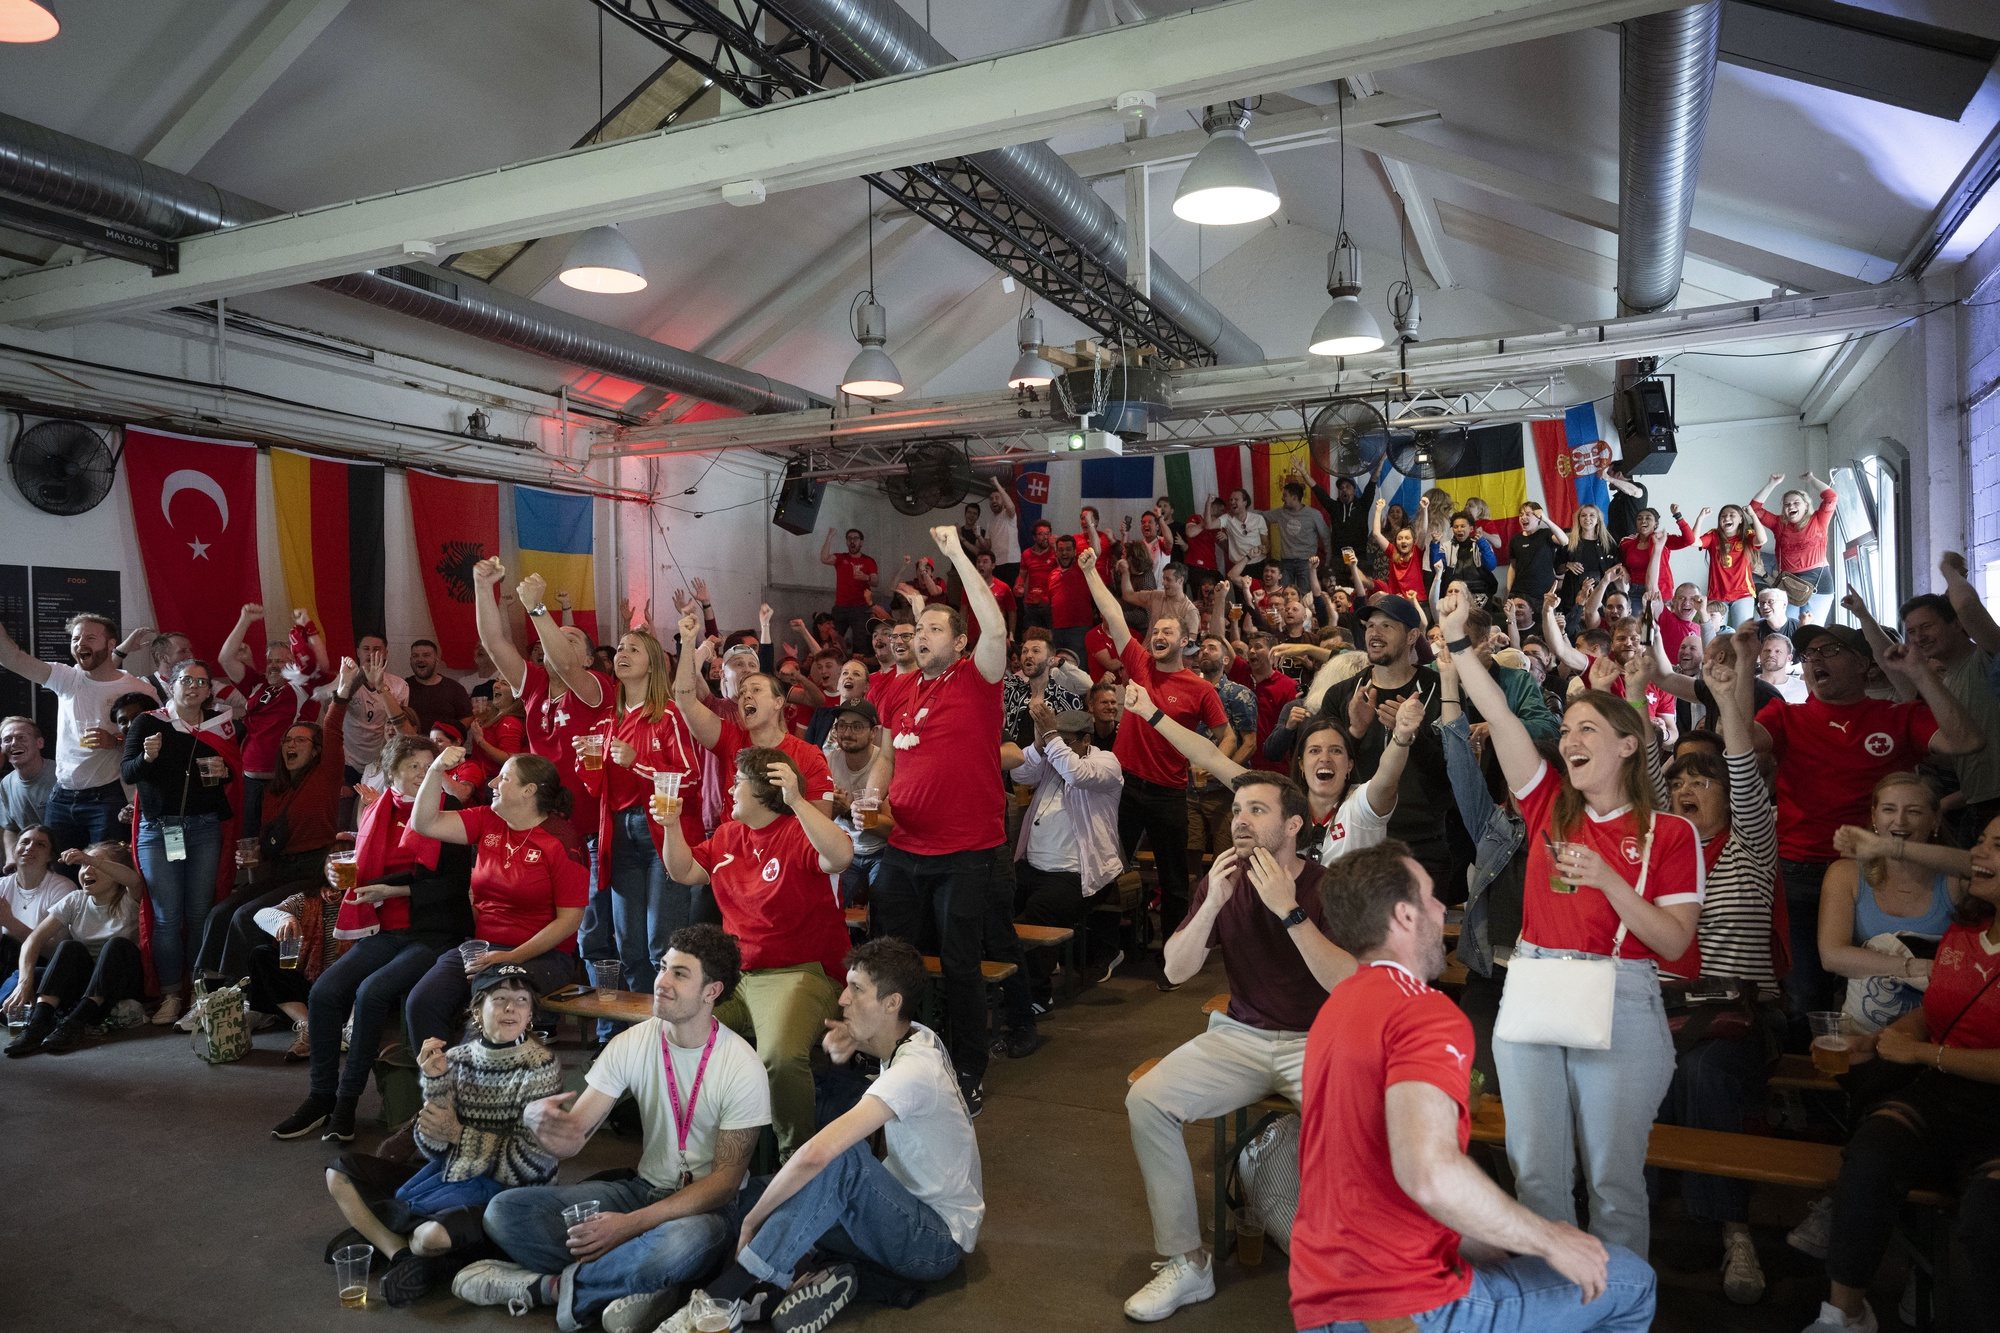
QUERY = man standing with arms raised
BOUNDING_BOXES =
[868,525,1009,1112]
[820,528,878,654]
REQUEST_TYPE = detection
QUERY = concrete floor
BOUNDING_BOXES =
[1,959,1911,1332]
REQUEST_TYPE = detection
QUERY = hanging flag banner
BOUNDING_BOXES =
[1431,425,1530,561]
[406,469,500,669]
[513,485,598,646]
[122,427,261,663]
[269,448,386,662]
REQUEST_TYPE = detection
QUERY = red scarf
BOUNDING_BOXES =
[354,790,442,885]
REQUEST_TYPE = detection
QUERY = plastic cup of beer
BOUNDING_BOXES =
[651,770,684,823]
[198,756,226,787]
[1809,1011,1851,1076]
[854,787,883,833]
[593,959,623,997]
[278,935,302,970]
[332,1243,372,1307]
[458,940,492,972]
[562,1201,602,1230]
[237,836,261,868]
[328,850,358,892]
[579,733,606,770]
[1234,1209,1267,1268]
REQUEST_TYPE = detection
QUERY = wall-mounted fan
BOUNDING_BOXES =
[1383,406,1467,480]
[9,417,119,516]
[1306,399,1388,480]
[882,440,976,516]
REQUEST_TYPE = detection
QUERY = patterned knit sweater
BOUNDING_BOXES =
[413,1036,564,1185]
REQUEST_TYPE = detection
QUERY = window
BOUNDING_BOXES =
[1831,445,1907,623]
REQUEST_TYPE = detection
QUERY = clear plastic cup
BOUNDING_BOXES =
[333,1243,372,1307]
[562,1201,602,1230]
[592,959,623,996]
[853,786,883,833]
[458,940,492,972]
[328,850,358,892]
[1808,1011,1851,1076]
[236,836,261,868]
[1235,1209,1266,1267]
[578,734,606,770]
[650,770,684,824]
[278,935,302,970]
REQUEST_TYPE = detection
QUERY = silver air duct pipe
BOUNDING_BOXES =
[769,0,1265,365]
[1614,3,1721,316]
[0,113,826,415]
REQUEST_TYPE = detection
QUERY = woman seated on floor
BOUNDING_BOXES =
[1,825,66,1005]
[3,842,144,1057]
[245,870,355,1061]
[324,963,563,1307]
[1801,812,2000,1333]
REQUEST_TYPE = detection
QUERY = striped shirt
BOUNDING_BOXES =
[1694,751,1779,987]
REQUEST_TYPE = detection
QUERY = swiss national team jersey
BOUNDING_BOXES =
[690,816,850,979]
[831,553,877,608]
[1589,656,1676,718]
[868,668,916,722]
[1047,563,1094,629]
[577,706,705,855]
[886,660,1005,856]
[1924,921,2000,1053]
[1115,638,1226,788]
[709,718,836,809]
[239,678,316,774]
[459,805,591,951]
[1382,550,1426,599]
[1017,545,1058,603]
[517,662,614,840]
[1291,963,1475,1326]
[1515,761,1705,977]
[1757,693,1940,862]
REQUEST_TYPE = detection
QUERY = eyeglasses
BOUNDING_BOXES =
[1668,777,1717,794]
[1801,643,1851,661]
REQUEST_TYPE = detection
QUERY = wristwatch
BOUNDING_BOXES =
[1277,905,1308,929]
[526,603,548,618]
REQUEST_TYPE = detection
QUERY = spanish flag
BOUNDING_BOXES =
[513,486,599,646]
[269,448,386,660]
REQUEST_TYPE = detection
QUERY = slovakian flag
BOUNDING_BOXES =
[406,470,499,669]
[123,427,261,663]
[269,448,386,661]
[1530,403,1616,532]
[513,486,598,646]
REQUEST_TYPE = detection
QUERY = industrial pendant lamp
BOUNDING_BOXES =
[841,190,904,398]
[1307,91,1384,357]
[558,224,648,293]
[1172,102,1279,226]
[1006,306,1058,389]
[0,0,59,42]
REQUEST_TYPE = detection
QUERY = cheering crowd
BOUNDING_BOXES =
[1,463,1998,1333]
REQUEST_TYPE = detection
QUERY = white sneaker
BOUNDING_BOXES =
[1720,1230,1765,1305]
[1800,1298,1878,1333]
[658,1290,748,1333]
[452,1259,542,1315]
[173,996,204,1032]
[1899,1275,1919,1327]
[599,1289,674,1333]
[1123,1254,1215,1323]
[150,994,183,1026]
[1787,1196,1833,1259]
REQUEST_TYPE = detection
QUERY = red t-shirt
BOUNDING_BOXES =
[831,553,877,608]
[1700,531,1758,603]
[868,667,916,722]
[518,662,614,841]
[1115,638,1226,788]
[1514,761,1705,976]
[473,714,527,781]
[960,576,1014,647]
[1382,550,1426,599]
[1658,610,1701,669]
[1757,694,1939,862]
[239,678,314,774]
[1075,530,1117,564]
[1291,963,1475,1326]
[885,660,1004,856]
[1084,625,1122,680]
[1619,521,1695,600]
[1047,563,1095,630]
[579,705,705,851]
[459,805,591,951]
[690,816,850,979]
[1588,655,1675,718]
[1249,670,1300,774]
[1183,527,1220,572]
[709,717,835,809]
[1925,921,2000,1052]
[1017,545,1058,604]
[1751,490,1838,574]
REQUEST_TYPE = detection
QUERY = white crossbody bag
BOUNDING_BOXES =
[1495,830,1653,1051]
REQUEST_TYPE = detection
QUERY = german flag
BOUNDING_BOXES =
[270,449,385,660]
[1433,425,1529,561]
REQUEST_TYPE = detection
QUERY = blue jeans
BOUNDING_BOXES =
[137,812,223,989]
[1493,946,1674,1257]
[1718,596,1755,628]
[44,780,126,865]
[737,1141,963,1290]
[395,1157,508,1219]
[1658,1023,1777,1224]
[1302,1246,1655,1333]
[485,1177,734,1333]
[609,808,689,999]
[1280,556,1313,593]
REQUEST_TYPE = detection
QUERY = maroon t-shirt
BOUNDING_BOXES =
[1188,854,1331,1033]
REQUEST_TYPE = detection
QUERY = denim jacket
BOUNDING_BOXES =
[1441,713,1524,977]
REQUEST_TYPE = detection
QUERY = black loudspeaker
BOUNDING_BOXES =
[1614,378,1677,476]
[773,459,825,535]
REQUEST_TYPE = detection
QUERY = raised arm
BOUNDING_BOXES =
[931,526,1006,682]
[1878,642,1986,758]
[1544,591,1590,672]
[1942,552,2000,655]
[218,604,260,686]
[671,611,721,750]
[411,746,472,844]
[1123,681,1244,784]
[1076,545,1132,655]
[518,572,603,707]
[1438,588,1540,793]
[1369,497,1391,551]
[1361,694,1425,817]
[0,615,50,686]
[819,528,839,566]
[471,558,531,694]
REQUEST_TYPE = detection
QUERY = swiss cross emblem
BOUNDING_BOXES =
[1864,732,1894,757]
[524,848,543,864]
[762,858,782,883]
[1619,837,1642,864]
[482,833,501,848]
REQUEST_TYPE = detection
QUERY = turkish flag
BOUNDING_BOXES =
[123,427,261,663]
[406,469,500,669]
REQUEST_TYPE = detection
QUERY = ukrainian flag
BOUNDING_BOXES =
[514,486,598,644]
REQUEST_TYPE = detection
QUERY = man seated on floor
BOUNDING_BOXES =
[456,925,771,1333]
[658,745,855,1162]
[659,937,983,1333]
[1122,771,1355,1323]
[1291,843,1657,1332]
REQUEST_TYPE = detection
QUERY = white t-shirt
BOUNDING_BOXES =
[1023,782,1079,874]
[1312,785,1393,867]
[44,662,155,790]
[46,887,140,954]
[585,1016,772,1190]
[2,869,69,934]
[987,514,1021,567]
[868,1023,984,1251]
[326,673,410,771]
[1218,511,1269,568]
[1763,672,1807,705]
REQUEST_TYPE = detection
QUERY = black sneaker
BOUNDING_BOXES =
[272,1095,334,1139]
[1029,999,1053,1018]
[772,1263,858,1333]
[4,1008,56,1058]
[1003,1028,1047,1060]
[323,1099,359,1143]
[959,1077,984,1119]
[381,1250,446,1307]
[38,1014,87,1054]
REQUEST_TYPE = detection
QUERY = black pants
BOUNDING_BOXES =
[831,605,874,656]
[1827,1071,2000,1326]
[1119,775,1193,947]
[308,932,454,1102]
[245,942,313,1016]
[37,935,145,1012]
[872,844,996,1084]
[1014,864,1083,1006]
[979,846,1033,1033]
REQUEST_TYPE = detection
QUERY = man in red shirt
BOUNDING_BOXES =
[868,619,919,723]
[961,549,1016,648]
[1753,623,1983,1018]
[1291,842,1655,1332]
[1077,507,1118,565]
[1046,535,1096,664]
[1015,520,1058,637]
[820,527,879,653]
[1227,633,1298,774]
[1079,545,1232,981]
[868,525,1011,1111]
[661,746,855,1160]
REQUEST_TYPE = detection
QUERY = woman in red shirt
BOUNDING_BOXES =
[1750,471,1839,626]
[1807,813,2000,1333]
[467,674,527,781]
[1437,585,1703,1261]
[1369,496,1430,602]
[1698,504,1763,627]
[1617,506,1697,602]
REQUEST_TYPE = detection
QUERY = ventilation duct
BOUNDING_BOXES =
[765,0,1264,365]
[0,113,825,416]
[1614,4,1721,316]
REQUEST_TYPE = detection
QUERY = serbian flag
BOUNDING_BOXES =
[1433,425,1529,560]
[406,470,500,669]
[1531,404,1616,532]
[514,486,598,646]
[122,427,261,663]
[269,449,386,661]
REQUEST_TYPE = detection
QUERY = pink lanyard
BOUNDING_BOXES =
[661,1019,719,1173]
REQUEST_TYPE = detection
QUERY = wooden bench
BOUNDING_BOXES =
[541,984,654,1027]
[843,906,1072,953]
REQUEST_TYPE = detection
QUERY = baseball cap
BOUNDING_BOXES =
[472,963,541,997]
[1793,624,1872,661]
[1053,709,1093,734]
[1358,593,1423,632]
[832,699,879,727]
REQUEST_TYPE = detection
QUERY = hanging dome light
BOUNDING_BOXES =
[0,0,57,41]
[1172,103,1280,226]
[558,224,648,294]
[841,296,904,398]
[1308,234,1384,357]
[1006,309,1058,389]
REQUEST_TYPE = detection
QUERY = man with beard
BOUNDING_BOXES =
[825,700,890,906]
[1015,519,1058,637]
[1123,772,1353,1322]
[1046,535,1096,664]
[821,527,879,653]
[1001,627,1087,747]
[868,619,920,722]
[403,638,472,734]
[1230,634,1299,775]
[1190,635,1258,855]
[1079,546,1233,984]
